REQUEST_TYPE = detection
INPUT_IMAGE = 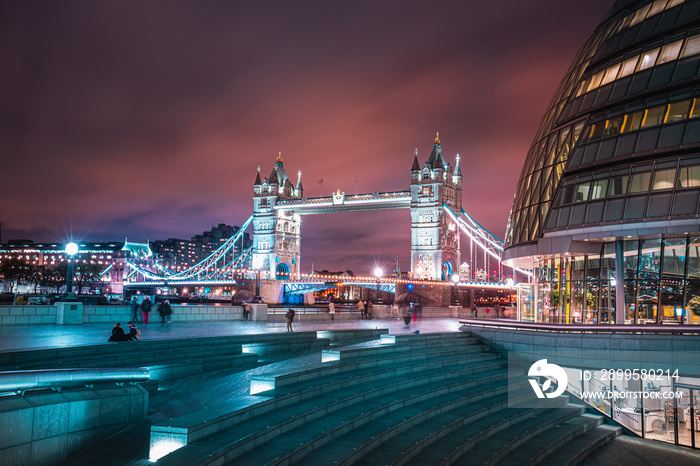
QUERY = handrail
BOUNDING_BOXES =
[0,368,150,393]
[458,318,700,334]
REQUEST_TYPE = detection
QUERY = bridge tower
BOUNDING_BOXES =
[252,154,303,279]
[410,134,462,280]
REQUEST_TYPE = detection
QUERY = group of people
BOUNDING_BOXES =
[108,321,141,341]
[130,296,172,324]
[357,300,373,319]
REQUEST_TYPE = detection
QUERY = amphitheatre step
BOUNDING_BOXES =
[209,374,514,466]
[538,424,622,466]
[152,356,508,457]
[349,385,536,466]
[146,353,260,381]
[446,402,587,465]
[494,412,604,465]
[0,331,326,369]
[378,331,472,344]
[406,399,577,465]
[304,384,534,466]
[322,334,481,362]
[154,359,507,464]
[252,341,492,394]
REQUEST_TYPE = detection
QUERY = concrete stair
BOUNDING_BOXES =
[150,331,623,466]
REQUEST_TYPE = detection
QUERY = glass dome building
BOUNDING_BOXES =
[503,0,700,324]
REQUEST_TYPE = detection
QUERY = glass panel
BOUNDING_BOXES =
[647,193,672,216]
[590,179,608,199]
[679,166,700,187]
[604,116,624,137]
[661,238,686,323]
[575,181,591,202]
[666,0,683,7]
[602,64,621,85]
[672,190,699,215]
[682,35,700,59]
[623,110,645,132]
[677,387,693,447]
[625,196,647,219]
[665,100,691,122]
[691,99,700,118]
[629,172,651,193]
[609,173,629,196]
[637,48,660,71]
[630,4,652,26]
[686,238,700,324]
[587,71,605,92]
[658,40,683,64]
[613,375,643,435]
[652,168,676,190]
[642,374,676,443]
[648,0,669,17]
[694,389,700,447]
[643,106,666,127]
[583,370,611,414]
[619,57,639,78]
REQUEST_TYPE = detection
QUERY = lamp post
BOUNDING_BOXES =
[451,273,460,305]
[374,267,383,303]
[65,242,79,294]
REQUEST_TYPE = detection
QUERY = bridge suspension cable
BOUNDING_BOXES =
[442,204,532,277]
[125,215,254,285]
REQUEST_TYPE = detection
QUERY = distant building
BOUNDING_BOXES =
[150,223,252,272]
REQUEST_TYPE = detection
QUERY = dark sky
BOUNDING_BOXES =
[1,0,613,275]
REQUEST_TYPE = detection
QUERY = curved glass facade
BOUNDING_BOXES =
[504,0,700,325]
[506,0,700,248]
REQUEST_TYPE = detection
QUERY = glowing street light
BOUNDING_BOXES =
[374,267,383,303]
[65,242,79,294]
[451,273,460,305]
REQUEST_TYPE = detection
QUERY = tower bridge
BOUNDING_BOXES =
[124,134,530,296]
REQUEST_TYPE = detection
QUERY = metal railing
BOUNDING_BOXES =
[458,318,700,334]
[0,368,150,393]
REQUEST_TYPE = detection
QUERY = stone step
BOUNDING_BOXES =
[379,332,472,344]
[305,384,533,466]
[152,357,508,455]
[445,403,587,465]
[348,386,535,466]
[146,353,260,381]
[538,424,622,466]
[322,335,481,362]
[253,346,497,394]
[208,375,514,466]
[0,331,325,368]
[494,413,604,465]
[408,400,582,465]
[154,363,508,464]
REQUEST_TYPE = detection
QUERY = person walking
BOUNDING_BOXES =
[243,304,250,321]
[367,301,374,320]
[285,308,296,331]
[357,300,365,319]
[472,304,478,318]
[328,301,335,321]
[130,296,141,323]
[141,296,152,324]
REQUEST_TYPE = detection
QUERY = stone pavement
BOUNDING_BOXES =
[0,317,460,351]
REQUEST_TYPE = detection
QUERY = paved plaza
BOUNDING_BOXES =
[0,317,462,351]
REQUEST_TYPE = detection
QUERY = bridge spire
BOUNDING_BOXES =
[276,152,283,163]
[411,149,420,172]
[435,132,440,145]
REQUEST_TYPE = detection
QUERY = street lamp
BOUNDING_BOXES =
[451,273,460,305]
[374,267,383,303]
[65,242,79,294]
